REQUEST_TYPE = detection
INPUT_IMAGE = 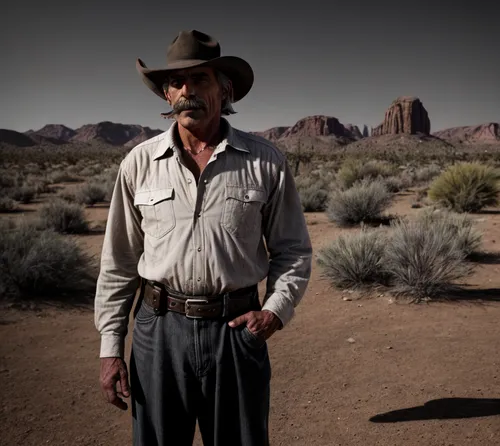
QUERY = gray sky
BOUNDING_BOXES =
[2,0,499,134]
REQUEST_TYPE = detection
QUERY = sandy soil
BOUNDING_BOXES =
[1,187,500,446]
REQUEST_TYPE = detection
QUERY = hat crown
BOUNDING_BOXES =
[167,30,221,63]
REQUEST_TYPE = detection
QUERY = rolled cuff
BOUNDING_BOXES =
[262,294,295,330]
[100,334,125,358]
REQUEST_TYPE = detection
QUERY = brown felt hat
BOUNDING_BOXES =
[136,30,254,103]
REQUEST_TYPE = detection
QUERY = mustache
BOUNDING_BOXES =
[161,97,207,119]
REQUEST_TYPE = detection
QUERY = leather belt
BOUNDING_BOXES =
[141,279,259,319]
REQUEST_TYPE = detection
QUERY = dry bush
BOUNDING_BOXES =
[415,207,482,256]
[75,182,108,206]
[295,171,335,212]
[383,217,473,302]
[0,219,95,299]
[337,158,397,189]
[37,199,90,233]
[326,178,393,226]
[317,227,389,288]
[428,162,500,212]
[0,197,18,212]
[9,184,38,204]
[48,171,82,184]
[414,164,442,183]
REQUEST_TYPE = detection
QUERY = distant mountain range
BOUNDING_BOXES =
[1,97,499,151]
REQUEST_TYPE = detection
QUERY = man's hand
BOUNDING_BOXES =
[228,310,282,341]
[99,357,130,410]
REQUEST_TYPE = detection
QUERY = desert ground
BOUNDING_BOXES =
[1,170,500,446]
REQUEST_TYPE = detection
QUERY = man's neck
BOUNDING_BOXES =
[177,118,223,152]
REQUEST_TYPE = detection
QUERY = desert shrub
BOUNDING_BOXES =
[0,197,18,212]
[75,181,108,206]
[326,178,393,226]
[427,162,500,212]
[415,208,482,256]
[337,158,397,189]
[0,171,24,189]
[24,175,53,194]
[317,227,388,288]
[9,184,38,204]
[37,199,89,233]
[48,171,82,183]
[295,173,334,212]
[415,164,442,183]
[383,217,473,301]
[80,164,103,177]
[0,220,95,299]
[384,176,406,192]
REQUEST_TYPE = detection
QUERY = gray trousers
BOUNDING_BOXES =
[129,295,272,446]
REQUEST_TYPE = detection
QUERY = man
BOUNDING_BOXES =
[95,29,312,446]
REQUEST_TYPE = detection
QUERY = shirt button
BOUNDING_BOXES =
[204,179,208,184]
[187,178,192,183]
[197,247,201,252]
[197,277,201,282]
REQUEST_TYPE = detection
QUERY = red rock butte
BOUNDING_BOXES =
[372,96,431,136]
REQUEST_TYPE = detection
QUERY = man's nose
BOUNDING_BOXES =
[180,79,196,97]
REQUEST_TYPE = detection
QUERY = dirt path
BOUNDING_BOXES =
[2,194,500,445]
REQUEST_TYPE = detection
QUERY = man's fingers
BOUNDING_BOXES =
[119,368,130,397]
[228,311,252,327]
[106,387,128,410]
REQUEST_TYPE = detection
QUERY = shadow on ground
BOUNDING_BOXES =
[370,398,500,422]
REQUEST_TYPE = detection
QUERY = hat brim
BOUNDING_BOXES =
[136,56,254,103]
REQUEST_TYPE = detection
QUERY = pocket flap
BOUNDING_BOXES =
[226,186,267,203]
[134,188,174,206]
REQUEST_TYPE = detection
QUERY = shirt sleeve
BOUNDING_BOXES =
[94,160,144,358]
[261,157,313,328]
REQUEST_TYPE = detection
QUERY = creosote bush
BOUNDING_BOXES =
[428,162,500,212]
[37,199,90,233]
[0,220,95,299]
[326,178,393,226]
[75,182,108,206]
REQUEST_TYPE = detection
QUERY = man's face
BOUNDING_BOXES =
[164,66,224,131]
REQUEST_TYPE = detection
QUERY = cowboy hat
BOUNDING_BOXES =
[136,29,254,103]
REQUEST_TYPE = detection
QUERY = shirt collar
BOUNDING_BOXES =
[153,118,249,160]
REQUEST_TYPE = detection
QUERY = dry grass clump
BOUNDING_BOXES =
[428,162,500,212]
[75,182,108,206]
[337,158,398,189]
[0,219,95,300]
[317,227,388,288]
[37,199,90,233]
[382,217,472,302]
[295,170,335,212]
[0,197,18,212]
[317,208,481,302]
[326,178,393,226]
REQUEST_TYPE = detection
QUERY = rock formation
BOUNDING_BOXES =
[344,124,363,139]
[372,96,431,136]
[280,115,351,139]
[433,123,500,144]
[26,124,76,142]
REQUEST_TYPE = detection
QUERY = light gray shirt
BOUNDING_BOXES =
[94,118,312,358]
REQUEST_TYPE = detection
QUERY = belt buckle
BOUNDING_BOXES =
[185,298,209,318]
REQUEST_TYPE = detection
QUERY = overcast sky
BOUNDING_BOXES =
[2,0,499,134]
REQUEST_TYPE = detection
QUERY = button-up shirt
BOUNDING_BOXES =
[94,118,312,358]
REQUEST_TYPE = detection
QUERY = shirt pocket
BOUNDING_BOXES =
[221,185,267,240]
[134,188,176,238]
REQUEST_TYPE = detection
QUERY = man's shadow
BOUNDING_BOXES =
[370,398,500,422]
